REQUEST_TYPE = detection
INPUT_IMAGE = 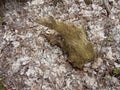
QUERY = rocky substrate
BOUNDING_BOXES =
[0,0,120,90]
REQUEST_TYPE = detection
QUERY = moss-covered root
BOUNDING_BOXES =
[51,0,63,6]
[37,17,96,68]
[84,0,92,5]
[0,80,5,90]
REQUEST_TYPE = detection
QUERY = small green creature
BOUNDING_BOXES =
[113,68,120,75]
[37,17,96,68]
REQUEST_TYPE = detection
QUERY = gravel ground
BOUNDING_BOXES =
[0,0,120,90]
